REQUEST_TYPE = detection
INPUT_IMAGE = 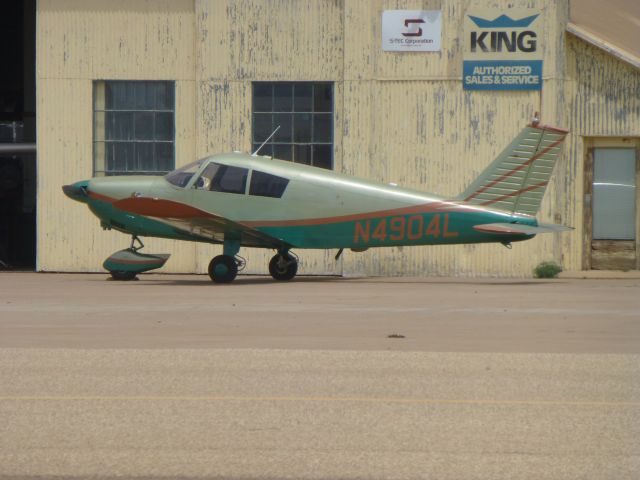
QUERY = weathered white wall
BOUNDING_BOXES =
[559,34,640,270]
[36,0,639,276]
[37,0,198,272]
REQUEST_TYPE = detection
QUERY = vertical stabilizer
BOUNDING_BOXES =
[458,123,569,216]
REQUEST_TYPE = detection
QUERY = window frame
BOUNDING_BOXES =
[93,80,176,176]
[252,81,334,170]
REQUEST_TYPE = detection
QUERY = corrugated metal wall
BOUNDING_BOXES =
[560,34,640,270]
[36,0,640,276]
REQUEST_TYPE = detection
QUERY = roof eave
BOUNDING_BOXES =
[566,22,640,71]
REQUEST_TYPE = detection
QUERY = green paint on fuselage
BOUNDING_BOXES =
[88,198,207,243]
[255,211,535,249]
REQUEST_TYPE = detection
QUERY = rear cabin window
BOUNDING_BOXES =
[249,170,289,198]
[194,163,248,194]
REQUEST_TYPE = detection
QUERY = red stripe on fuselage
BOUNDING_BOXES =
[88,191,117,203]
[243,201,468,228]
[113,197,212,218]
[108,257,167,265]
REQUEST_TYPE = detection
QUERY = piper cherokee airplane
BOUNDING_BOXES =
[63,118,571,283]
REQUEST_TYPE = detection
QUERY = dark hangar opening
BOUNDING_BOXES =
[0,0,36,270]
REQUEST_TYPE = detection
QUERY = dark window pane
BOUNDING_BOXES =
[104,83,115,109]
[293,113,312,142]
[250,170,289,198]
[106,82,132,110]
[156,143,174,172]
[155,112,174,140]
[211,165,248,194]
[105,112,133,140]
[135,142,154,171]
[294,144,312,165]
[155,82,174,110]
[273,144,292,161]
[273,83,292,112]
[314,83,332,112]
[135,82,155,109]
[273,113,292,143]
[253,143,273,157]
[253,83,272,112]
[294,83,312,112]
[108,142,134,173]
[313,144,332,169]
[134,112,154,140]
[253,113,272,143]
[313,113,332,143]
[105,142,116,172]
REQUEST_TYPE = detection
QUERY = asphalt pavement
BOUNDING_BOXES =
[0,273,638,479]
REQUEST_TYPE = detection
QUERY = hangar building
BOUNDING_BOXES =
[1,0,638,276]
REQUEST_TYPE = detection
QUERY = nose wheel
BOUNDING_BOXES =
[269,252,298,281]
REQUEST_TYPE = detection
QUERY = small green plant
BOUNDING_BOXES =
[533,261,563,279]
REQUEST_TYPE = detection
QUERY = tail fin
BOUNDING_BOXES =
[458,123,569,216]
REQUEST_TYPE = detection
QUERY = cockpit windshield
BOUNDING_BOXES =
[164,160,204,187]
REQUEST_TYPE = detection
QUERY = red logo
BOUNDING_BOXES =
[402,19,425,37]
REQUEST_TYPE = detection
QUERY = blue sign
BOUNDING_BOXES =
[463,9,543,91]
[463,60,542,91]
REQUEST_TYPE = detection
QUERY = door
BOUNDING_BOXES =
[585,146,639,270]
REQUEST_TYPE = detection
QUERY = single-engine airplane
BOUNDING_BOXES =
[63,118,571,283]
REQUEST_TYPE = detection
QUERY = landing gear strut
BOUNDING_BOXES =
[269,251,298,281]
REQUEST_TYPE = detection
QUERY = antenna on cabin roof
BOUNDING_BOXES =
[252,125,280,157]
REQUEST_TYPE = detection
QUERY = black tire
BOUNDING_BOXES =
[110,271,137,281]
[208,255,238,283]
[269,253,298,281]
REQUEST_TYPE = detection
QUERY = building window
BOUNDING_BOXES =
[93,80,175,176]
[252,82,333,169]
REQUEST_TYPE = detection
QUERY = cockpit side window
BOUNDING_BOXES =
[249,170,289,198]
[164,160,204,187]
[209,163,248,194]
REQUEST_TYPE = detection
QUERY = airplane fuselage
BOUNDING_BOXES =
[70,153,536,251]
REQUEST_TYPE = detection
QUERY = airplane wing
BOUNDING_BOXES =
[473,222,574,236]
[112,197,290,249]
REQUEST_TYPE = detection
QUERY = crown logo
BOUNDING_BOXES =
[468,14,539,28]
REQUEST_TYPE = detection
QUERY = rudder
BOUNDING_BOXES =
[458,122,569,216]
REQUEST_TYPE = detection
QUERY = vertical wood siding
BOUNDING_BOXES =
[37,0,639,276]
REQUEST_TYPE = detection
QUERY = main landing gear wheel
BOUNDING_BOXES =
[269,253,298,281]
[208,255,238,283]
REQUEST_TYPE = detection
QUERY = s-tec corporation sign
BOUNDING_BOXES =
[382,10,442,52]
[463,10,542,90]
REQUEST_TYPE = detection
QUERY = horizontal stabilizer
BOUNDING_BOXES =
[474,223,573,236]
